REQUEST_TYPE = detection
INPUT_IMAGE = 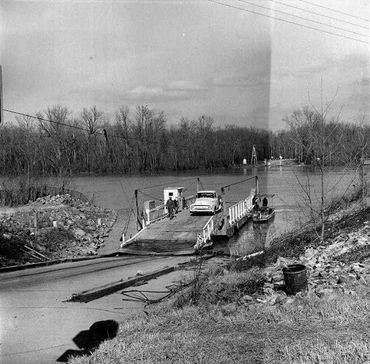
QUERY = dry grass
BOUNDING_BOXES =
[173,266,265,308]
[268,336,370,364]
[69,279,370,364]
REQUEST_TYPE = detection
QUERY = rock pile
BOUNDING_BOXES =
[0,194,117,265]
[260,220,370,304]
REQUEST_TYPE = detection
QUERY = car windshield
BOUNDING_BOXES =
[197,192,215,198]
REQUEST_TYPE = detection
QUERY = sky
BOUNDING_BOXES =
[0,0,369,131]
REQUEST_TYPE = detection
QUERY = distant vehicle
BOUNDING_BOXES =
[190,190,222,215]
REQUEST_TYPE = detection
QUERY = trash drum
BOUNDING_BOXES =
[283,264,307,295]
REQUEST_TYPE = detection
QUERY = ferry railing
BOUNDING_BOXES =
[121,227,146,248]
[228,197,253,225]
[145,204,167,224]
[194,215,214,251]
[145,195,197,225]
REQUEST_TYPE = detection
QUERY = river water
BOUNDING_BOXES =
[71,165,359,257]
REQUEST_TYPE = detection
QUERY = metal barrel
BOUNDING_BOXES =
[283,264,307,295]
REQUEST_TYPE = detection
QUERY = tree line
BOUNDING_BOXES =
[0,104,368,177]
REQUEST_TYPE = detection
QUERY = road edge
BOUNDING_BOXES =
[68,255,213,303]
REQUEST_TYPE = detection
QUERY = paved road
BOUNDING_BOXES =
[0,255,193,364]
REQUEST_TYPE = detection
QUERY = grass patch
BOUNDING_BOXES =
[173,266,264,308]
[269,336,370,364]
[69,291,370,364]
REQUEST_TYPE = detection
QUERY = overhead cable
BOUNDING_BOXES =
[297,0,370,23]
[208,0,369,44]
[236,0,368,37]
[221,175,257,192]
[3,108,87,133]
[3,108,150,144]
[259,0,369,30]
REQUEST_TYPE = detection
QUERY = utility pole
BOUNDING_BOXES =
[0,65,3,124]
[251,145,257,165]
[134,189,143,231]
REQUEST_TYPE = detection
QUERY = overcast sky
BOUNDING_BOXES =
[1,0,369,130]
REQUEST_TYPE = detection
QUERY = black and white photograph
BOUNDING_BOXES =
[0,0,369,363]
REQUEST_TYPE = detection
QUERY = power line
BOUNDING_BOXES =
[2,108,145,143]
[297,0,370,23]
[3,108,88,132]
[236,0,369,38]
[259,0,369,30]
[208,0,369,44]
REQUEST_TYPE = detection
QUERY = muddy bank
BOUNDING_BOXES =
[0,194,117,267]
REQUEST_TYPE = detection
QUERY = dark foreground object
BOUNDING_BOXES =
[57,320,119,362]
[283,264,307,295]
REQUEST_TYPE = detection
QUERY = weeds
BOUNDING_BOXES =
[0,175,72,206]
[173,263,264,308]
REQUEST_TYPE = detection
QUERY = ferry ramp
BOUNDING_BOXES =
[120,210,212,254]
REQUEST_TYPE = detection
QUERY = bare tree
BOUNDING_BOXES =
[285,101,364,242]
[15,115,38,183]
[36,105,72,177]
[80,106,104,173]
[115,106,131,172]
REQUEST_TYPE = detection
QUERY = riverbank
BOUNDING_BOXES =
[0,194,117,267]
[69,203,370,364]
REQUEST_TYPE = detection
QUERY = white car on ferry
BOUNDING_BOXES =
[190,190,222,215]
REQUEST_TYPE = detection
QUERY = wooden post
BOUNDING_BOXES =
[360,153,365,206]
[33,210,38,229]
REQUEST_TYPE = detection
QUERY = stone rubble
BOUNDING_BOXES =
[259,220,370,304]
[0,194,117,265]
